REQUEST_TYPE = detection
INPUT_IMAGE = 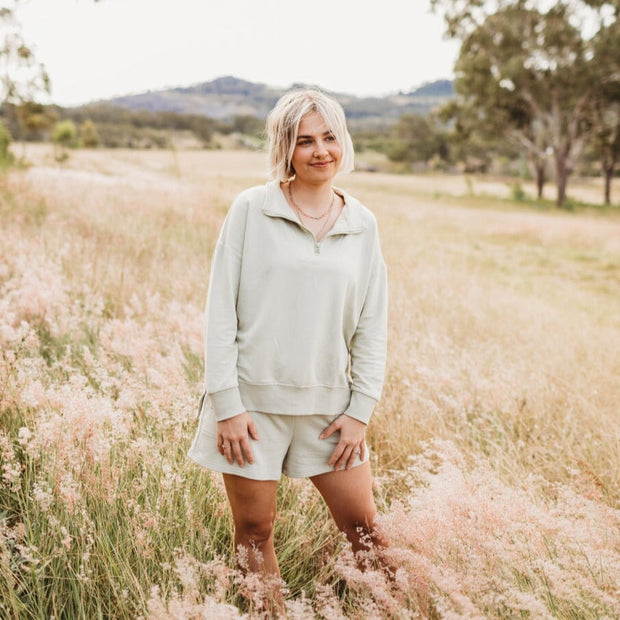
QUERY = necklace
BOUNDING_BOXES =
[288,182,334,220]
[314,201,335,241]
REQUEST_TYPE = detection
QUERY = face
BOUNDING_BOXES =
[290,111,342,185]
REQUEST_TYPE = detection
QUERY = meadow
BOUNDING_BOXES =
[1,144,619,618]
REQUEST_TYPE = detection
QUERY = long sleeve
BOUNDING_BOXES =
[204,198,248,421]
[343,225,388,424]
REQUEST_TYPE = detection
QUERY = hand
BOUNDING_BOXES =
[320,414,367,471]
[216,411,259,466]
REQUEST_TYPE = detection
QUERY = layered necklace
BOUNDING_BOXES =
[287,182,335,220]
[288,182,336,241]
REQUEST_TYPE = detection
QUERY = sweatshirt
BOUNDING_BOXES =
[202,179,388,425]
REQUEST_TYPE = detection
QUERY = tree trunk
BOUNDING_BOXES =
[536,163,546,199]
[555,155,569,207]
[602,159,615,205]
[526,151,547,199]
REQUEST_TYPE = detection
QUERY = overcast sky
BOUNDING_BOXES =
[15,0,460,106]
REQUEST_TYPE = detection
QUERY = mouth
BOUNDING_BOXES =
[311,161,333,168]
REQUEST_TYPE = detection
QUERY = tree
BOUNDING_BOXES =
[52,119,76,161]
[0,2,50,104]
[589,16,620,204]
[79,119,100,147]
[0,118,13,168]
[385,114,448,164]
[432,0,617,206]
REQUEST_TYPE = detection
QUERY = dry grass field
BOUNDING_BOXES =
[1,144,619,618]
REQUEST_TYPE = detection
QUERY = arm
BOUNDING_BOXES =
[322,224,388,469]
[344,225,388,425]
[204,197,248,421]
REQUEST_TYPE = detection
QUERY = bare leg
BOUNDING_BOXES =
[222,474,284,614]
[310,462,393,572]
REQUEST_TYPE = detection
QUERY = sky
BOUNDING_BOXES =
[15,0,461,107]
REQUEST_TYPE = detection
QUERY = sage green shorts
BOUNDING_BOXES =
[188,407,368,481]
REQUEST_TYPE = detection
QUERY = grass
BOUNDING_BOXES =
[0,144,618,618]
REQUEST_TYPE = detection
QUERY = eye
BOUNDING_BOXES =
[297,139,313,146]
[326,134,336,142]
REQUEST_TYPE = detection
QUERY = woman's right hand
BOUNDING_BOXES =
[216,412,259,466]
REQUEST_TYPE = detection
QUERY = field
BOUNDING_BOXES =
[1,144,619,618]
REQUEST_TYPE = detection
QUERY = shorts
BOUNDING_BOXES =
[187,407,369,481]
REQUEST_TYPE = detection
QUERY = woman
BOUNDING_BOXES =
[188,89,389,609]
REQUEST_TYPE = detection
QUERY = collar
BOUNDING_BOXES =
[261,180,367,236]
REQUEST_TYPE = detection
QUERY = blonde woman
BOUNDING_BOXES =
[189,89,389,609]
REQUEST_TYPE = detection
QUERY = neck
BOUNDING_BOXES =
[289,179,333,208]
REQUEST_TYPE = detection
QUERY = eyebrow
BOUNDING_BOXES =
[297,130,334,139]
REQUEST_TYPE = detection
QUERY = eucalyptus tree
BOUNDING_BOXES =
[431,0,618,206]
[589,15,619,204]
[0,2,49,104]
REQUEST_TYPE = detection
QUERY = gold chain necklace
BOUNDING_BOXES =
[288,182,334,220]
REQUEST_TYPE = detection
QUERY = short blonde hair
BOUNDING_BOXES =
[266,89,355,181]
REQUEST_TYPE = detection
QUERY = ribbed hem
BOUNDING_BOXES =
[343,390,377,425]
[239,382,352,416]
[209,387,246,421]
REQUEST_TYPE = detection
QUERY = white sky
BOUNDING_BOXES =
[15,0,460,107]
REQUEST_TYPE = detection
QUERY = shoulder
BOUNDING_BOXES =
[336,187,380,233]
[223,182,274,228]
[229,183,271,212]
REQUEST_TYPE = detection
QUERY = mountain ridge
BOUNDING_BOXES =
[97,75,454,127]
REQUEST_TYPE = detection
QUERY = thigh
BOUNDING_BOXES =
[189,410,291,481]
[223,473,279,529]
[283,414,368,478]
[309,461,377,530]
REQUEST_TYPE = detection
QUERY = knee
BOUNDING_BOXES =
[339,517,386,552]
[235,513,275,546]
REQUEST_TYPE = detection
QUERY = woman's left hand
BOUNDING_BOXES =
[320,414,367,471]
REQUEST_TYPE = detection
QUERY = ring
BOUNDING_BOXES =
[353,450,360,455]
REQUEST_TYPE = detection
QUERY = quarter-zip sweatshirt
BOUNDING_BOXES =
[202,180,388,424]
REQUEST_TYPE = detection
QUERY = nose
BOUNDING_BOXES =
[313,140,329,157]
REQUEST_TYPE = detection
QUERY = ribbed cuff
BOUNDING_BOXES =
[343,390,377,425]
[208,387,246,421]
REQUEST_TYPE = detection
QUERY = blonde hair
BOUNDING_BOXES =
[266,89,355,181]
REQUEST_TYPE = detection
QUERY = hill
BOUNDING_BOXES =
[99,75,454,128]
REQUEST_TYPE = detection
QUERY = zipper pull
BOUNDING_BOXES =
[314,242,320,255]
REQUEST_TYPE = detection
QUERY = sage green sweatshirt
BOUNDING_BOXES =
[202,180,387,424]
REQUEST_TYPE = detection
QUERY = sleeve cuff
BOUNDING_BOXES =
[208,387,246,421]
[343,390,377,425]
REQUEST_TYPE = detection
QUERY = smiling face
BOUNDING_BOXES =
[290,112,343,187]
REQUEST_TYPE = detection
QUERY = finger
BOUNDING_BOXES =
[319,419,341,440]
[239,437,255,464]
[346,446,362,470]
[231,442,245,467]
[327,444,344,468]
[222,442,234,464]
[359,443,366,461]
[247,419,259,441]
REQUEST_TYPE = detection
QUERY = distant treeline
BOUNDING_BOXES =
[0,102,264,149]
[0,94,616,207]
[0,99,519,173]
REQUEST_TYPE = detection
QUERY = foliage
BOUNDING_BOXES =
[79,119,100,148]
[51,119,77,161]
[384,113,449,164]
[589,16,620,203]
[432,0,619,206]
[0,118,12,168]
[0,1,49,104]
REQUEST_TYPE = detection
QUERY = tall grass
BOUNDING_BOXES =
[1,146,618,618]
